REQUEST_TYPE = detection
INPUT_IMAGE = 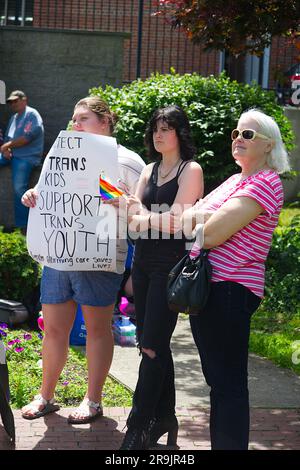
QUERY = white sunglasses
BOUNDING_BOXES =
[231,129,270,141]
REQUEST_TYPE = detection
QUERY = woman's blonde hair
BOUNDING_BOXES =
[239,109,290,174]
[74,96,118,134]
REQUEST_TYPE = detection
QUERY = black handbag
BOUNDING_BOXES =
[167,250,212,315]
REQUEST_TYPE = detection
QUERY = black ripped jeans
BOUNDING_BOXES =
[190,281,261,450]
[128,238,186,428]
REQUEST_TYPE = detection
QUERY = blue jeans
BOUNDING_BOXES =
[190,281,261,450]
[0,155,40,228]
[41,266,123,306]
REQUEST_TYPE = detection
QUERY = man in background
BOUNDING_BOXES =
[0,90,44,234]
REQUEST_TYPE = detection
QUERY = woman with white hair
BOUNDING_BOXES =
[182,109,290,450]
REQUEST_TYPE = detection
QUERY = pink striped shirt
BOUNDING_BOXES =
[191,170,284,298]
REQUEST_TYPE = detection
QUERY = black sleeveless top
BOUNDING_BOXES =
[142,160,190,211]
[137,160,190,243]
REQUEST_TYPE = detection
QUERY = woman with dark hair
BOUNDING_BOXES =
[118,105,203,449]
[145,105,198,162]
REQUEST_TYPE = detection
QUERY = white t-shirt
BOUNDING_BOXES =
[117,144,146,194]
[115,144,146,273]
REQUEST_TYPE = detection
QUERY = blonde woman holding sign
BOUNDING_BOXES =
[21,97,145,423]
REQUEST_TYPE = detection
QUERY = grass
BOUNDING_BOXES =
[250,310,300,375]
[2,328,133,409]
[249,203,300,376]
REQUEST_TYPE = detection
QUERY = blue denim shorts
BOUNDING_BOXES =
[41,267,123,307]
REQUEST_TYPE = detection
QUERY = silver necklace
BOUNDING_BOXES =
[159,159,181,179]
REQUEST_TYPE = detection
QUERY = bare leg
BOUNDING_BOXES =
[22,300,77,417]
[41,300,77,397]
[68,303,114,420]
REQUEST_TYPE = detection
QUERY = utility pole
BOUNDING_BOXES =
[136,0,144,79]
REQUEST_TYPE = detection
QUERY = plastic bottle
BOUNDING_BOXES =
[112,315,136,347]
[69,305,87,346]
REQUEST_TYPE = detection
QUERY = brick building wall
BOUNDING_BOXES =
[31,0,299,88]
[1,1,298,87]
[0,26,128,151]
[32,0,221,82]
[269,36,299,89]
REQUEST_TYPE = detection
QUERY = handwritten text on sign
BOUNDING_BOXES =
[27,131,119,271]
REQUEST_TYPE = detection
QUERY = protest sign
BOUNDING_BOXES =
[27,130,120,271]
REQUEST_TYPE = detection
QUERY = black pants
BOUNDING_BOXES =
[115,267,132,307]
[128,239,186,427]
[190,281,261,450]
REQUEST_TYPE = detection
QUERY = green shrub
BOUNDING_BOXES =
[90,71,295,192]
[261,215,300,319]
[0,229,41,302]
[250,209,300,375]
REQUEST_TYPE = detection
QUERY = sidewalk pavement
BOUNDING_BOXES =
[1,317,300,451]
[111,316,300,409]
[1,407,300,451]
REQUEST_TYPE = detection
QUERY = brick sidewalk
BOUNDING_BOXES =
[1,407,300,451]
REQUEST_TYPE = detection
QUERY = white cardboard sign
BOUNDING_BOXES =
[27,131,119,271]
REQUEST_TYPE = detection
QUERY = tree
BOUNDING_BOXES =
[155,0,300,56]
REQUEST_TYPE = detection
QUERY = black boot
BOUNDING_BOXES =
[119,425,150,450]
[149,415,179,447]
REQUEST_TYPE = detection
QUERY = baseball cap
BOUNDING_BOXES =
[6,90,26,102]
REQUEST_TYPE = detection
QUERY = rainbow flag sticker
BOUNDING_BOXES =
[99,174,124,200]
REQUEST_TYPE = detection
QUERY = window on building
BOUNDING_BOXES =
[0,0,34,26]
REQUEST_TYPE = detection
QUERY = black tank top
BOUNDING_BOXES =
[142,160,190,211]
[136,160,190,243]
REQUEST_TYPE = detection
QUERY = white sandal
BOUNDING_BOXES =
[22,394,60,420]
[67,398,103,424]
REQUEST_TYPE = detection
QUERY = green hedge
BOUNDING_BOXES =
[0,229,41,303]
[250,208,300,375]
[262,214,300,319]
[91,71,295,192]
